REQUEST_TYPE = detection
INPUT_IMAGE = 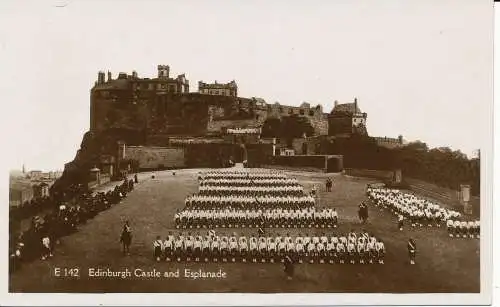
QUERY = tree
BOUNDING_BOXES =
[405,140,429,152]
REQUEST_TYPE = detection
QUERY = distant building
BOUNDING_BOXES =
[28,170,43,180]
[33,182,50,199]
[198,80,238,97]
[9,180,34,207]
[328,98,367,137]
[373,135,406,149]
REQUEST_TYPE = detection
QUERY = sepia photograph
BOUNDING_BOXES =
[1,0,494,305]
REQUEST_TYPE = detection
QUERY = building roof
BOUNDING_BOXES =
[9,180,33,191]
[94,78,131,90]
[199,80,237,89]
[331,103,361,114]
[332,103,360,114]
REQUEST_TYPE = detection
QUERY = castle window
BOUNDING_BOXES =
[279,107,283,113]
[299,109,305,115]
[215,90,219,95]
[309,110,315,116]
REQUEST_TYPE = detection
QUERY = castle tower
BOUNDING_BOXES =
[157,65,170,79]
[107,71,112,82]
[97,71,105,84]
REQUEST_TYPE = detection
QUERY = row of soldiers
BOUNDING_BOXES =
[184,195,316,209]
[367,187,462,227]
[9,178,136,273]
[446,219,480,238]
[174,208,339,228]
[199,178,299,187]
[152,231,386,264]
[200,172,287,180]
[197,186,304,197]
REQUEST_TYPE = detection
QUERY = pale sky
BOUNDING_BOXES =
[0,0,493,172]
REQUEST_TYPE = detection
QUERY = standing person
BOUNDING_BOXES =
[134,174,138,184]
[408,238,416,265]
[362,203,369,224]
[153,235,163,262]
[41,234,52,260]
[311,184,317,197]
[120,221,132,255]
[325,178,332,192]
[398,215,404,231]
[283,255,294,280]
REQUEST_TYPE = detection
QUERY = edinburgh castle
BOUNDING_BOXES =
[54,64,408,192]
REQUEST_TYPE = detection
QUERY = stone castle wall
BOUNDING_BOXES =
[124,146,186,170]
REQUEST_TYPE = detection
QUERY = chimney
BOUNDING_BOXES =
[398,135,403,144]
[165,65,170,78]
[107,71,112,82]
[334,100,338,107]
[354,97,358,113]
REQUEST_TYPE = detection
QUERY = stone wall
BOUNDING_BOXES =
[207,119,263,134]
[343,168,394,180]
[124,146,186,170]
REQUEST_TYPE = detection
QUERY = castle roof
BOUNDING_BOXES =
[331,103,361,114]
[94,79,130,90]
[199,80,237,88]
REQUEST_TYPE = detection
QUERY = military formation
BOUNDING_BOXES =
[366,186,480,238]
[174,208,339,228]
[153,230,386,264]
[159,168,386,269]
[177,170,338,229]
[446,219,480,238]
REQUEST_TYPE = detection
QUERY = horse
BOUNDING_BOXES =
[120,223,132,255]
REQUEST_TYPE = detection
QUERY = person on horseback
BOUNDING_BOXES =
[120,220,132,255]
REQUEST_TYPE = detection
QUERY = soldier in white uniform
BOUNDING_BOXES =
[163,235,173,261]
[306,237,316,263]
[229,235,239,262]
[220,237,229,262]
[398,215,404,231]
[250,236,258,262]
[239,235,248,262]
[447,219,454,237]
[376,239,385,264]
[153,235,163,262]
[174,235,184,262]
[202,235,211,262]
[295,238,304,263]
[193,235,202,261]
[286,238,296,262]
[347,239,356,264]
[336,240,346,264]
[259,237,268,262]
